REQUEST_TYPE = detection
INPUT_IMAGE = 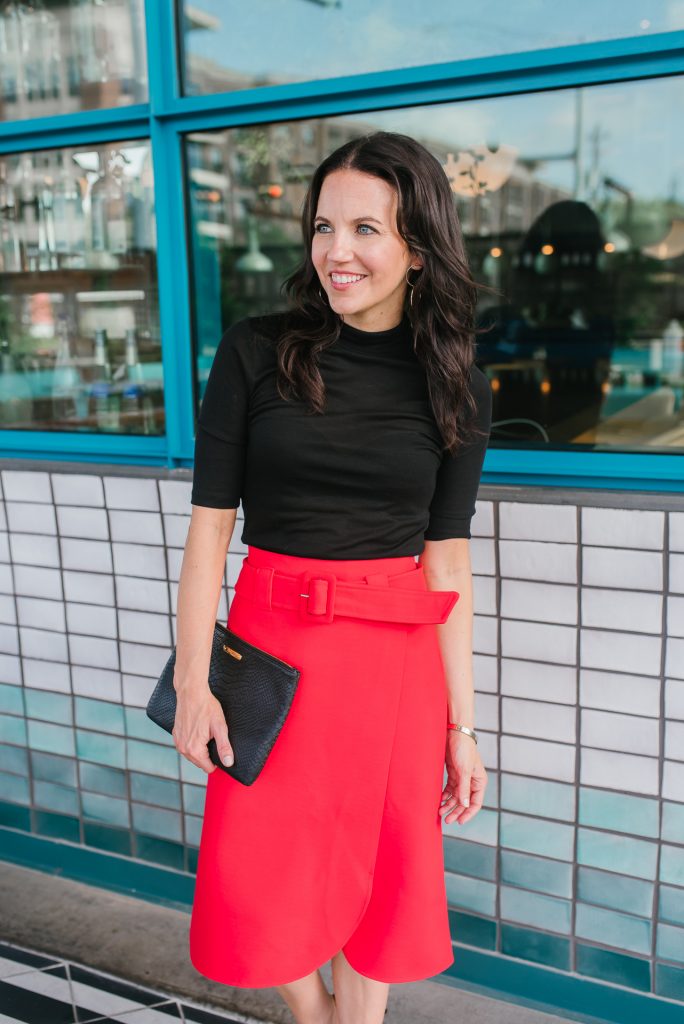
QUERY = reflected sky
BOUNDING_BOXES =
[183,0,682,78]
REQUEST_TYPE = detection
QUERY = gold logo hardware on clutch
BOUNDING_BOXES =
[223,645,242,660]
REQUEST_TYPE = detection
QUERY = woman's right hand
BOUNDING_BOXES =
[171,682,234,774]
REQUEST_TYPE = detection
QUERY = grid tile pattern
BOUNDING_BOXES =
[0,469,683,1004]
[0,938,251,1023]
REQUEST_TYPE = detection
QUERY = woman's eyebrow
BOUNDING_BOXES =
[314,215,383,224]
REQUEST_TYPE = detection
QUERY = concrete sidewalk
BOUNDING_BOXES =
[0,859,582,1024]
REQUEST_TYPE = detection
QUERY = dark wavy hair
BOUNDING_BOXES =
[270,130,496,454]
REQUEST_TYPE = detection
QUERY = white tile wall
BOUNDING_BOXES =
[9,533,60,567]
[580,669,661,717]
[71,665,121,701]
[580,628,661,676]
[500,501,577,543]
[159,479,193,515]
[6,502,57,535]
[13,565,63,600]
[502,619,577,665]
[665,678,684,719]
[103,476,159,511]
[16,595,66,633]
[665,637,684,680]
[502,579,578,625]
[56,506,109,540]
[119,640,171,677]
[582,547,663,591]
[474,613,498,656]
[470,536,497,576]
[114,575,170,614]
[473,573,497,615]
[61,538,113,574]
[580,748,659,795]
[501,658,576,704]
[663,759,684,801]
[582,507,665,549]
[111,543,165,579]
[118,609,172,646]
[65,601,118,639]
[69,634,119,670]
[503,696,577,743]
[581,587,663,634]
[63,570,115,607]
[670,512,684,552]
[109,510,165,545]
[668,595,684,637]
[670,553,684,594]
[1,470,52,503]
[471,499,495,536]
[1,467,683,989]
[0,594,16,624]
[664,720,684,762]
[499,539,577,584]
[22,657,69,693]
[500,735,576,782]
[51,473,104,507]
[473,652,498,694]
[580,708,660,756]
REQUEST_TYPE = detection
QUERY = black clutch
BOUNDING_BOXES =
[146,620,301,786]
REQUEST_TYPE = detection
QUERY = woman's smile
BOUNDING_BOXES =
[329,271,368,290]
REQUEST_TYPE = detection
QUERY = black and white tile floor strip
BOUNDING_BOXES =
[0,940,268,1024]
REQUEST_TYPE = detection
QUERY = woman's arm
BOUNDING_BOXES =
[419,537,475,728]
[419,536,487,825]
[172,505,238,773]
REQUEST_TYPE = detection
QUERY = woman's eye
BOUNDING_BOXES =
[313,223,376,234]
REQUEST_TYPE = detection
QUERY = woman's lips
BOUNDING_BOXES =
[329,274,367,291]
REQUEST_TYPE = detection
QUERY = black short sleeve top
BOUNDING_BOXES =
[190,312,492,559]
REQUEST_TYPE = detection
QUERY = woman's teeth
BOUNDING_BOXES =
[331,273,366,285]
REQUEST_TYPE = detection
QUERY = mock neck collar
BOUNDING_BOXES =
[337,312,413,346]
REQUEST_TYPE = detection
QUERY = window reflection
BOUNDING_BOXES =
[186,75,684,453]
[0,0,147,122]
[0,140,162,434]
[179,0,684,98]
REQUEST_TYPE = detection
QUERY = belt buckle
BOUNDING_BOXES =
[299,570,337,623]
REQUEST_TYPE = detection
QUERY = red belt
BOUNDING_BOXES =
[235,560,459,625]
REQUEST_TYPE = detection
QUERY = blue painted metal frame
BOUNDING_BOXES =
[0,10,682,488]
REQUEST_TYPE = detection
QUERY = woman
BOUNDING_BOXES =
[173,130,493,1024]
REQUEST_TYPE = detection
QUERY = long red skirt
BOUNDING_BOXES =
[189,544,457,987]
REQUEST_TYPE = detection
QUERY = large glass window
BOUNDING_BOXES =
[0,0,147,123]
[186,74,684,453]
[179,0,683,98]
[0,139,162,434]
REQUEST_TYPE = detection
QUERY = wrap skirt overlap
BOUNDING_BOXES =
[189,544,458,987]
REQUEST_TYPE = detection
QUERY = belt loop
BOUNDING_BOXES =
[254,566,275,610]
[364,572,390,587]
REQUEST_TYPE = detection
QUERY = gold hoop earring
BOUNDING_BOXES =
[405,266,417,308]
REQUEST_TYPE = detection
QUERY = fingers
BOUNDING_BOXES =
[213,721,234,768]
[439,776,473,825]
[171,701,234,776]
[172,733,216,774]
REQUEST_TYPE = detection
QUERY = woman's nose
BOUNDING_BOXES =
[326,233,354,260]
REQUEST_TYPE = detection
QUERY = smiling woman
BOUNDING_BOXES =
[312,171,422,329]
[181,130,493,1024]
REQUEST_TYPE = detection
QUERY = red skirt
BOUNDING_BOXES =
[189,544,458,987]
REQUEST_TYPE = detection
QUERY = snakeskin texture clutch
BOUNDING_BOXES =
[146,621,301,786]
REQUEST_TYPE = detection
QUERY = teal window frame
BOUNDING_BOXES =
[0,5,682,490]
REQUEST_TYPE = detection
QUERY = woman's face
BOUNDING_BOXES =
[311,168,422,331]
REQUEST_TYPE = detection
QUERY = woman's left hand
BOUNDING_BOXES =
[439,731,487,826]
